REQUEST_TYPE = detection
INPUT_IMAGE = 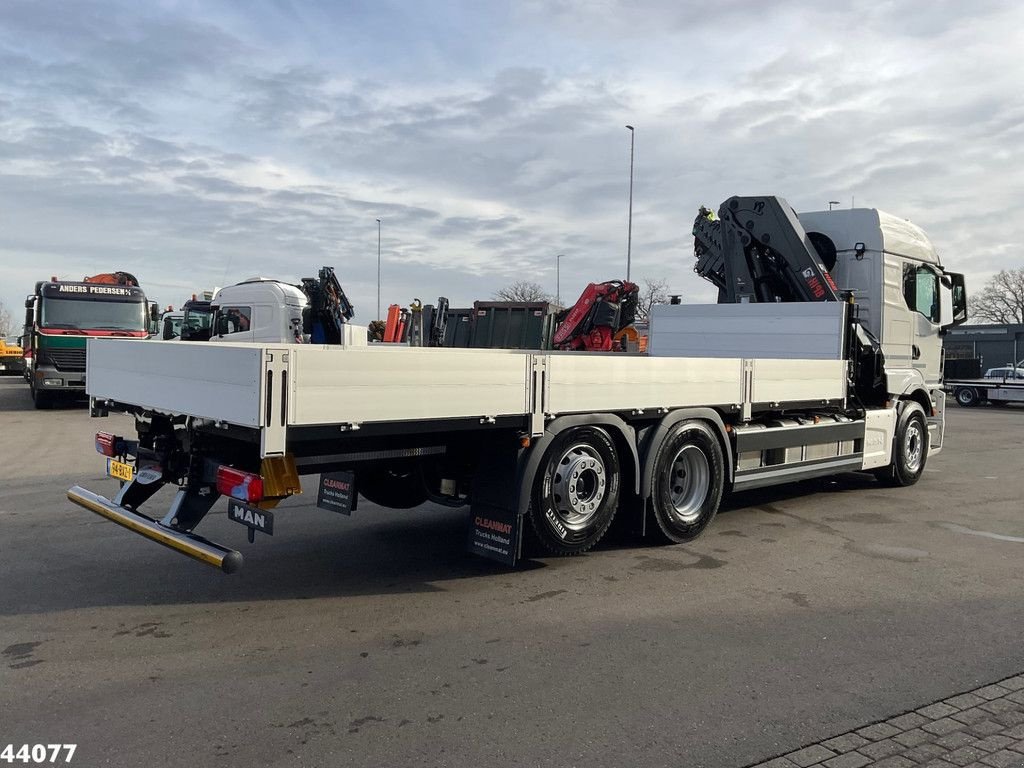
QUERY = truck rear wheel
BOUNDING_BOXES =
[955,387,979,407]
[648,420,725,543]
[526,426,621,556]
[876,402,928,487]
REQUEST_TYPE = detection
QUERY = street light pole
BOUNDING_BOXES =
[556,253,564,307]
[625,125,635,282]
[828,200,840,211]
[376,218,381,321]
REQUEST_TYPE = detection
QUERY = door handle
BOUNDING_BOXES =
[912,345,921,360]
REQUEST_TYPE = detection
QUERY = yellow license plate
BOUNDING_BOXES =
[106,458,136,482]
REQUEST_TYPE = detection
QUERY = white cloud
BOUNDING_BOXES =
[1,0,1022,319]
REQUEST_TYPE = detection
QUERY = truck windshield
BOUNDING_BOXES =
[183,307,212,336]
[40,298,148,331]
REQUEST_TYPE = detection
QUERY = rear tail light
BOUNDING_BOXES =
[216,466,264,502]
[95,431,124,457]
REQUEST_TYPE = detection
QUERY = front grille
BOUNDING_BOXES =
[48,348,87,372]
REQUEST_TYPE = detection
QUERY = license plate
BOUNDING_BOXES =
[106,458,135,482]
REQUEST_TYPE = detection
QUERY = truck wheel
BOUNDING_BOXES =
[648,420,725,543]
[526,426,620,556]
[357,465,428,509]
[31,385,53,410]
[955,387,978,407]
[876,402,928,487]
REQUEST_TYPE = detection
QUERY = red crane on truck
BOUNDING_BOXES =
[552,279,639,351]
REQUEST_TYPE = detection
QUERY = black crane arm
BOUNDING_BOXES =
[694,196,839,303]
[301,266,355,344]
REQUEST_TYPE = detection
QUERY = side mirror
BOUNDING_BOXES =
[941,272,967,330]
[214,315,230,337]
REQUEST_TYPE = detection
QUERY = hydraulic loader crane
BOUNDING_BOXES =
[301,266,355,344]
[693,196,839,303]
[83,271,141,287]
[692,195,886,404]
[553,280,639,351]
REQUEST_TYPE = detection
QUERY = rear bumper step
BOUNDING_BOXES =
[67,485,243,573]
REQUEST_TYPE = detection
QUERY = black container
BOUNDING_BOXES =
[470,301,556,350]
[443,307,474,348]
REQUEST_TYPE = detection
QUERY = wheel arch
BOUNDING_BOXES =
[899,387,932,418]
[515,413,640,518]
[639,408,733,500]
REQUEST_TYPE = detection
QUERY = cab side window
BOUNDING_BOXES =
[902,264,940,324]
[218,306,252,335]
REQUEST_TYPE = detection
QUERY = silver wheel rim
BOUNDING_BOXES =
[904,420,924,473]
[667,444,710,523]
[551,443,607,531]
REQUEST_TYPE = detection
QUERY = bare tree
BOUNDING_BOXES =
[493,280,553,303]
[634,276,670,321]
[971,268,1024,324]
[0,301,12,338]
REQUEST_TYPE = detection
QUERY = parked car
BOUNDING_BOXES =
[983,367,1024,380]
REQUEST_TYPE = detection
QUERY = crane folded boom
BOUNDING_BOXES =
[693,196,839,303]
[301,266,355,344]
[553,280,639,351]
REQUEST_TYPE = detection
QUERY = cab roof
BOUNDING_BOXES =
[797,208,942,266]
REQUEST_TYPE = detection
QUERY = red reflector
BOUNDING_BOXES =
[95,431,120,457]
[216,466,264,502]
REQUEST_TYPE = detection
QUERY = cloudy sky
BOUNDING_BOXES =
[2,0,1022,323]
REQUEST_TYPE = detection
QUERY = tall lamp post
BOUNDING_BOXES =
[376,218,382,321]
[556,253,565,308]
[828,200,840,211]
[625,124,635,282]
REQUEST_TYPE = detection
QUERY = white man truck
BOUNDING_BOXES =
[68,196,967,573]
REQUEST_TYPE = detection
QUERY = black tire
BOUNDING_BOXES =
[31,385,53,410]
[648,420,725,544]
[876,403,928,487]
[357,465,428,509]
[526,426,621,556]
[955,387,978,407]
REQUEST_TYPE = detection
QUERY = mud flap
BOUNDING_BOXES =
[466,438,524,566]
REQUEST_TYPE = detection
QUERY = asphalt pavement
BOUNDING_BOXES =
[1,376,1023,768]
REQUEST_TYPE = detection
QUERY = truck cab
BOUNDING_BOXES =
[797,208,967,396]
[160,311,184,340]
[209,278,306,344]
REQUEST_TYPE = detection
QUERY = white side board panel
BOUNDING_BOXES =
[288,346,532,425]
[750,359,847,404]
[87,338,264,427]
[648,303,846,360]
[546,354,744,413]
[87,339,851,431]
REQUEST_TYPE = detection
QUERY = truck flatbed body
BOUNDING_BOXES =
[86,338,847,454]
[944,376,1024,407]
